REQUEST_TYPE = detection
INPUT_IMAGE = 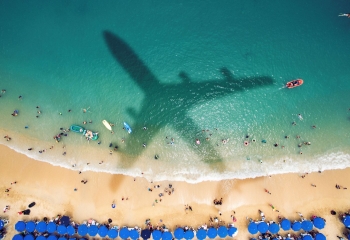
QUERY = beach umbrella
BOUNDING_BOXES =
[315,233,326,240]
[207,227,217,239]
[291,221,301,231]
[78,224,88,236]
[162,232,173,240]
[60,216,70,227]
[107,229,118,239]
[184,230,194,240]
[248,222,258,234]
[88,225,98,237]
[36,236,46,240]
[302,235,312,240]
[13,234,24,240]
[24,235,34,240]
[280,219,291,231]
[343,216,350,227]
[47,235,57,240]
[228,227,237,237]
[129,229,139,239]
[257,222,268,234]
[217,226,228,238]
[174,228,184,239]
[0,220,3,230]
[268,223,280,234]
[57,225,67,235]
[152,230,162,240]
[15,221,26,232]
[98,225,108,237]
[141,229,151,239]
[119,228,129,239]
[301,220,313,232]
[313,217,325,229]
[196,229,207,240]
[25,221,36,233]
[58,238,67,240]
[67,225,75,236]
[36,221,47,233]
[46,222,56,233]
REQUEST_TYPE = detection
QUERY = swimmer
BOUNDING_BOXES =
[37,110,41,114]
[244,141,249,146]
[83,121,87,124]
[36,106,40,108]
[274,143,279,147]
[195,139,201,145]
[142,143,146,148]
[25,126,29,129]
[143,126,147,130]
[1,89,6,93]
[259,159,263,164]
[298,114,303,120]
[298,143,302,148]
[68,109,71,112]
[285,135,289,139]
[312,125,316,129]
[121,138,125,143]
[154,154,159,159]
[206,137,210,141]
[252,139,256,142]
[89,120,92,123]
[222,139,228,144]
[18,95,22,100]
[245,135,249,139]
[98,141,101,145]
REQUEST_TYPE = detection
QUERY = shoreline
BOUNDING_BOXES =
[1,144,350,239]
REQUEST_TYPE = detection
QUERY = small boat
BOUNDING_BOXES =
[123,122,132,134]
[102,120,112,131]
[83,129,99,141]
[286,79,303,88]
[70,125,85,133]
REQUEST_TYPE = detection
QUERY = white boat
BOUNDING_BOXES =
[102,120,112,131]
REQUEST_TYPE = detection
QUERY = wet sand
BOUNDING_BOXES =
[1,143,350,239]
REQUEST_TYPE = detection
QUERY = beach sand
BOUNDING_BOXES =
[1,143,350,239]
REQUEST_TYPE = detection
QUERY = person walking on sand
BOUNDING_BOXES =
[265,189,271,195]
[269,204,279,212]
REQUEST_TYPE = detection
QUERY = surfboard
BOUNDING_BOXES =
[102,120,112,131]
[124,122,132,134]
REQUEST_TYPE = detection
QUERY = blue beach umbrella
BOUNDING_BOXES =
[291,221,301,231]
[119,228,129,239]
[257,222,268,233]
[344,216,350,227]
[217,226,227,238]
[15,221,26,232]
[98,225,108,237]
[302,235,312,240]
[141,229,151,239]
[58,238,67,240]
[301,220,313,231]
[67,225,75,236]
[88,225,98,237]
[60,216,70,227]
[46,222,56,233]
[57,225,67,235]
[162,232,172,240]
[315,233,326,240]
[77,224,88,236]
[152,230,162,240]
[47,235,57,240]
[0,220,3,230]
[24,235,34,240]
[174,228,184,239]
[207,227,217,239]
[36,221,47,233]
[248,222,258,234]
[313,217,325,229]
[196,229,207,240]
[268,223,280,234]
[228,227,237,237]
[25,221,36,233]
[36,236,47,240]
[280,219,291,231]
[108,229,118,239]
[184,230,194,240]
[129,229,139,239]
[13,234,24,240]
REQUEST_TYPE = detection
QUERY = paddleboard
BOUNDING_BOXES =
[102,120,112,131]
[124,122,132,134]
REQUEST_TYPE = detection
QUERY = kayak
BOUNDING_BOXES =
[286,79,303,88]
[124,122,132,134]
[70,125,85,133]
[102,120,112,131]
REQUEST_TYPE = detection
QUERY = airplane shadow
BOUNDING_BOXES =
[103,30,274,171]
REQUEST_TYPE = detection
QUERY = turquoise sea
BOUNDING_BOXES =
[0,0,350,183]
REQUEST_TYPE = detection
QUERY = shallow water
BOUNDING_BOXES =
[0,0,350,183]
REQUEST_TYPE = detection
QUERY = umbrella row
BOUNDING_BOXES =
[251,232,326,240]
[248,218,325,234]
[172,226,237,239]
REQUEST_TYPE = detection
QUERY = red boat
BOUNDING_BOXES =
[286,79,303,88]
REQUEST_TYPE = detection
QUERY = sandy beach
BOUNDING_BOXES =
[1,143,350,239]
